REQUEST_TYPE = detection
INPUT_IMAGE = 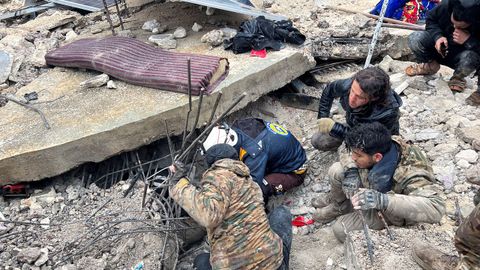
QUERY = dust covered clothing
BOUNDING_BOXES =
[332,136,445,241]
[170,159,283,270]
[455,202,480,269]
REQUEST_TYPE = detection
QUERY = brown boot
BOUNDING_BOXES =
[311,193,333,209]
[412,242,459,270]
[466,91,480,106]
[405,61,440,76]
[312,203,343,224]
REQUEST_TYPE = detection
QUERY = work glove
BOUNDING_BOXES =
[343,168,361,199]
[351,188,389,211]
[317,118,335,134]
[168,161,189,185]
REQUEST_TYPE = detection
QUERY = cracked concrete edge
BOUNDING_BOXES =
[0,50,314,184]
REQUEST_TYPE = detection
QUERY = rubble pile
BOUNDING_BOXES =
[0,178,179,269]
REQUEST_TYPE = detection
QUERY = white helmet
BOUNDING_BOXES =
[203,125,238,151]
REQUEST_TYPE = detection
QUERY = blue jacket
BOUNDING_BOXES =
[232,119,306,188]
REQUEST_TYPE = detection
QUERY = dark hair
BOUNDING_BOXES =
[353,67,391,106]
[205,143,239,167]
[450,0,476,23]
[345,122,392,155]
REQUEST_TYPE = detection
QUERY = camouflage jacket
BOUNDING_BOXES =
[340,136,445,224]
[170,159,283,270]
[455,202,480,269]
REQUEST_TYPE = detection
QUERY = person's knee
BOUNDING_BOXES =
[408,31,431,54]
[332,220,347,243]
[311,133,342,151]
[328,162,344,185]
[458,50,480,68]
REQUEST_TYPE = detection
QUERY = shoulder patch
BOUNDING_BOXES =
[266,122,289,136]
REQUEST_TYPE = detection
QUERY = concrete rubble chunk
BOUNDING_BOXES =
[455,149,479,164]
[378,55,393,72]
[148,34,177,49]
[31,38,59,68]
[432,78,454,99]
[152,25,168,34]
[65,30,78,42]
[80,74,109,88]
[427,143,458,160]
[116,30,135,38]
[457,125,480,144]
[17,248,42,264]
[466,164,480,185]
[34,248,48,266]
[142,19,160,32]
[201,29,224,46]
[107,80,117,89]
[76,257,106,270]
[192,22,203,32]
[173,27,187,39]
[415,128,440,141]
[18,10,81,32]
[0,50,13,83]
[263,0,274,8]
[221,28,237,39]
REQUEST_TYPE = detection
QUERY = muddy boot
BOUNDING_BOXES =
[405,61,440,76]
[312,203,345,224]
[311,193,332,209]
[412,242,459,270]
[466,91,480,106]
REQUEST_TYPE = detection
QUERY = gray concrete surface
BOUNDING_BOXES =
[0,48,314,184]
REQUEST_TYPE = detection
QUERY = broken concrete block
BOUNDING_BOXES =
[31,38,59,67]
[192,22,203,32]
[0,50,13,83]
[17,248,42,264]
[206,7,215,15]
[65,30,78,42]
[201,29,224,46]
[34,248,48,266]
[152,24,168,34]
[173,27,187,39]
[457,125,480,144]
[107,80,117,89]
[148,34,177,49]
[116,30,135,38]
[142,19,160,32]
[80,74,109,88]
[455,149,478,164]
[221,27,237,39]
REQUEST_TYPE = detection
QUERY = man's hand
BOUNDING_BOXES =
[434,37,448,57]
[317,118,335,134]
[453,28,471,45]
[351,188,389,210]
[168,161,188,185]
[343,168,361,199]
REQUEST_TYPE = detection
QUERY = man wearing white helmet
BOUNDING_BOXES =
[203,118,307,198]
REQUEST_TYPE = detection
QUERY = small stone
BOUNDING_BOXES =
[106,80,116,89]
[17,247,41,264]
[192,22,203,32]
[151,25,167,34]
[415,128,441,141]
[142,19,160,31]
[466,164,480,185]
[148,34,177,49]
[173,27,187,39]
[263,0,274,8]
[116,30,135,38]
[453,183,469,193]
[34,248,48,266]
[79,74,109,89]
[201,29,224,46]
[206,7,215,16]
[40,217,50,229]
[126,238,135,249]
[290,206,314,216]
[326,257,334,266]
[457,159,471,169]
[65,30,78,42]
[91,28,103,34]
[0,51,13,84]
[455,149,478,164]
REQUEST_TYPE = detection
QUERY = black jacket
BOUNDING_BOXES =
[317,78,402,139]
[426,0,480,51]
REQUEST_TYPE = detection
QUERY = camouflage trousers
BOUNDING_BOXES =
[455,202,480,269]
[193,206,292,270]
[327,162,435,243]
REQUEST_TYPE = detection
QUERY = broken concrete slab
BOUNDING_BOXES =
[0,50,13,83]
[16,10,81,32]
[0,48,314,184]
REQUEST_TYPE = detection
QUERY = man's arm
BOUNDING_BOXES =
[425,4,447,42]
[464,33,480,51]
[317,79,352,119]
[243,154,270,195]
[169,171,231,229]
[385,177,445,223]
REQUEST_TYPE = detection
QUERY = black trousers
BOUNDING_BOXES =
[408,31,480,92]
[193,206,293,270]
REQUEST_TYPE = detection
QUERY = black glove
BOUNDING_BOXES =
[352,189,389,210]
[343,168,361,199]
[169,162,188,185]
